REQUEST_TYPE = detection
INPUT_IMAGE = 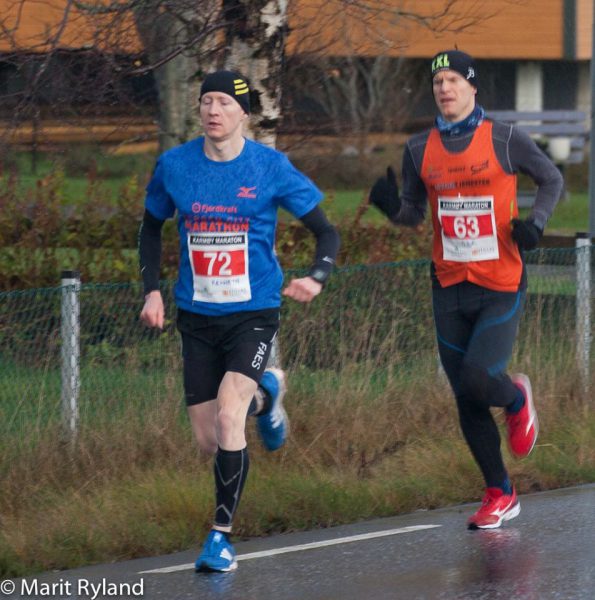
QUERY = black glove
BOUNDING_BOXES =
[369,166,401,220]
[511,218,543,250]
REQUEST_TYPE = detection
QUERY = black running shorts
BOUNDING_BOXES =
[176,308,280,406]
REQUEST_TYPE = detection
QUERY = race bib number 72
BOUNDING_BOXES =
[188,232,251,303]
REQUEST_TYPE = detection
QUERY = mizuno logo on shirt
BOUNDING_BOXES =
[237,186,257,198]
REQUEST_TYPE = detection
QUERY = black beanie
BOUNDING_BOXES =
[200,70,251,114]
[431,50,477,88]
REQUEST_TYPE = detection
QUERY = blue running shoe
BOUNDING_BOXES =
[257,368,288,451]
[195,530,237,572]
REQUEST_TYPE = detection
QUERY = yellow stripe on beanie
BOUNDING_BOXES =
[234,79,249,95]
[200,70,251,113]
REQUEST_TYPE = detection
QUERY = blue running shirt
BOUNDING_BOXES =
[145,137,323,315]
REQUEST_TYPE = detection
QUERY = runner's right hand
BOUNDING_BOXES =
[140,290,165,329]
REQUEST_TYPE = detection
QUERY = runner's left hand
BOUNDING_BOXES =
[511,218,542,250]
[282,277,323,303]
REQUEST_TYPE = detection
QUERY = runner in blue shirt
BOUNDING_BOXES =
[138,70,340,573]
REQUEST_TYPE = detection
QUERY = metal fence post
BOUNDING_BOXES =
[61,270,80,437]
[575,234,592,393]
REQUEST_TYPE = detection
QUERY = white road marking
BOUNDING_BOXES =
[139,524,441,574]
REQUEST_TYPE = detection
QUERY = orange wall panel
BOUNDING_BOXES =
[576,0,594,59]
[0,0,140,53]
[288,0,569,59]
[1,0,592,60]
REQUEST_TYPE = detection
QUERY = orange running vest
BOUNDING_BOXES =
[421,121,522,292]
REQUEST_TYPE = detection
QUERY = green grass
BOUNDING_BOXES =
[2,150,591,233]
[4,173,122,204]
[277,188,385,225]
[1,150,593,576]
[1,151,154,205]
[321,189,386,224]
[520,192,591,234]
[1,347,594,576]
[321,189,592,232]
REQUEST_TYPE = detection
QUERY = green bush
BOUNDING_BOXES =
[0,168,432,290]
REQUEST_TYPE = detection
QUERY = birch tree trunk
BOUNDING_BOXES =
[220,0,287,148]
[133,2,217,152]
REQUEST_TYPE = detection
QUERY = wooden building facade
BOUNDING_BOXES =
[0,0,592,136]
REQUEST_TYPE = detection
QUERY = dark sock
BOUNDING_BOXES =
[489,476,512,495]
[247,397,259,417]
[259,387,272,414]
[213,447,250,528]
[247,387,272,417]
[506,388,525,414]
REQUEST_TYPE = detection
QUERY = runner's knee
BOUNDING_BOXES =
[459,362,492,406]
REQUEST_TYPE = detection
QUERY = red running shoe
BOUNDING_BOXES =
[468,487,520,529]
[506,373,539,458]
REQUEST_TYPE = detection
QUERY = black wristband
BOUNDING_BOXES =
[308,260,333,285]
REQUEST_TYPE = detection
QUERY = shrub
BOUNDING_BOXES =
[0,168,432,290]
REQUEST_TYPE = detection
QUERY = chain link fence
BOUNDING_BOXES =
[0,247,593,443]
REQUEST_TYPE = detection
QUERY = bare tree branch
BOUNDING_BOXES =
[0,0,491,156]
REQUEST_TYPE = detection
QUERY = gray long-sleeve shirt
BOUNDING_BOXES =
[396,119,564,231]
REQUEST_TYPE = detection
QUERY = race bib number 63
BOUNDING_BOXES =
[438,196,499,262]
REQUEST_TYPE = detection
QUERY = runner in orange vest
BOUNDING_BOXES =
[369,49,564,529]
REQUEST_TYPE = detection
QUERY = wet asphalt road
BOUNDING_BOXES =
[10,484,594,600]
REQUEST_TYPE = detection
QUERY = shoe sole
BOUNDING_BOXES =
[196,560,238,573]
[468,501,521,530]
[265,367,287,399]
[259,368,289,451]
[510,373,539,458]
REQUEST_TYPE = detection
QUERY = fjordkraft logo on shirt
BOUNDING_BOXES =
[237,186,257,198]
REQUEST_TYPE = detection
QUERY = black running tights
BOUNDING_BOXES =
[432,281,526,487]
